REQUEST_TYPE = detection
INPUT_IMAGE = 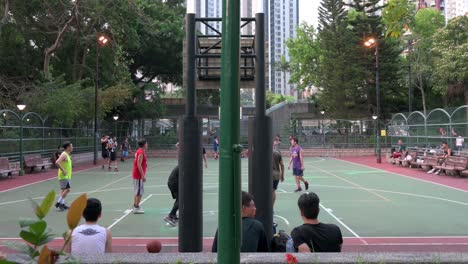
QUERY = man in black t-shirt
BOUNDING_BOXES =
[163,165,179,226]
[291,192,343,252]
[212,191,269,252]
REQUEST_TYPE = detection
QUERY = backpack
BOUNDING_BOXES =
[271,230,290,252]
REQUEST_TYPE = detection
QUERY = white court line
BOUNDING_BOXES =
[277,188,287,193]
[0,166,99,194]
[319,203,368,245]
[274,215,290,226]
[275,183,468,207]
[337,158,468,194]
[308,163,391,202]
[108,194,153,230]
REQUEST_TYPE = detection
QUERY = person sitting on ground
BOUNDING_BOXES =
[212,191,269,252]
[291,192,343,252]
[65,198,112,254]
[427,141,452,175]
[392,139,406,159]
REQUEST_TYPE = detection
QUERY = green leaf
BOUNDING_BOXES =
[39,190,55,218]
[29,220,47,236]
[29,197,45,219]
[20,230,39,245]
[19,217,38,228]
[37,233,55,246]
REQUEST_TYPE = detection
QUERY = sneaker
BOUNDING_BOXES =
[172,215,179,222]
[427,169,436,174]
[61,204,69,210]
[163,215,176,226]
[132,206,145,214]
[294,188,302,193]
[55,202,60,209]
[304,181,309,190]
[435,170,441,175]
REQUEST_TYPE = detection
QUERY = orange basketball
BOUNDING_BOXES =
[146,240,162,253]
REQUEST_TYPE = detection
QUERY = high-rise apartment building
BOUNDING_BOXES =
[193,0,299,96]
[266,0,299,96]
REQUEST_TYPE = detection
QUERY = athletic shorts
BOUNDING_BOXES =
[110,151,116,161]
[273,180,279,190]
[134,179,144,196]
[122,150,129,158]
[292,168,304,177]
[59,179,71,190]
[102,150,109,159]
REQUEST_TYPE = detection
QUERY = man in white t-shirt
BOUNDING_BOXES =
[65,198,112,254]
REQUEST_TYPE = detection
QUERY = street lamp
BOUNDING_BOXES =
[403,30,415,113]
[113,114,119,137]
[364,37,381,163]
[320,110,325,146]
[16,102,26,175]
[94,34,110,165]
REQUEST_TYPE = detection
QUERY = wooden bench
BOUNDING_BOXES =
[418,156,437,171]
[461,169,468,178]
[0,157,20,178]
[434,156,468,176]
[24,154,52,173]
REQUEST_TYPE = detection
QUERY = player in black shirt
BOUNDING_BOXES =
[212,191,269,252]
[291,192,343,252]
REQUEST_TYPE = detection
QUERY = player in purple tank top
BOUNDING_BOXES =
[288,137,309,192]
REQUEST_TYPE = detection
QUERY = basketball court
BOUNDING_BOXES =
[1,157,468,253]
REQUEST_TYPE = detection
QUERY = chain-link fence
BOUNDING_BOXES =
[387,105,468,149]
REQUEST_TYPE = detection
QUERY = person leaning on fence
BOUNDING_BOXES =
[65,198,112,255]
[427,142,452,175]
[291,192,343,252]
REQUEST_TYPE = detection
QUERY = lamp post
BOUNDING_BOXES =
[364,37,381,163]
[372,115,378,155]
[403,30,415,113]
[94,34,110,165]
[16,103,26,175]
[320,110,325,147]
[113,114,119,137]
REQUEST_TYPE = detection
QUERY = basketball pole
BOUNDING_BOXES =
[249,11,273,242]
[218,0,242,262]
[178,11,203,252]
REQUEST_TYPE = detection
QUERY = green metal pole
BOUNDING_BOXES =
[218,0,241,262]
[19,112,24,176]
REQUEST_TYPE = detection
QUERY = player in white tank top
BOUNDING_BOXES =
[65,198,112,255]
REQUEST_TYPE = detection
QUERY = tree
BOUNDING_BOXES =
[274,55,291,96]
[382,0,416,38]
[286,23,321,91]
[411,8,445,113]
[432,16,468,105]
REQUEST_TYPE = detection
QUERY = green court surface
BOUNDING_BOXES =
[1,157,468,240]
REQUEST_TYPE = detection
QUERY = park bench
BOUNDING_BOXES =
[24,154,52,173]
[419,156,440,171]
[461,169,468,178]
[0,157,20,178]
[433,156,468,176]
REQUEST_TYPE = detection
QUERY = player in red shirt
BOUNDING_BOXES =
[132,139,148,214]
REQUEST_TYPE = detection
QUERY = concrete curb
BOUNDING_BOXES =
[8,252,468,264]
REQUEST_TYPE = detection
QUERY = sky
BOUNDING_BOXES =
[299,0,320,28]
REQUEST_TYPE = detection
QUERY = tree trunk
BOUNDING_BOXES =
[43,0,79,78]
[0,0,9,36]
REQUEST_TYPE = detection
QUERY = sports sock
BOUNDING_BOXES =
[60,197,65,204]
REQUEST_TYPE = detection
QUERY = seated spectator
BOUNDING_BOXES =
[65,198,112,254]
[392,139,406,159]
[427,142,451,175]
[291,192,343,252]
[212,191,269,252]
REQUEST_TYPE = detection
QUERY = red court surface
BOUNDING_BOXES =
[338,156,468,192]
[0,163,99,193]
[2,237,468,253]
